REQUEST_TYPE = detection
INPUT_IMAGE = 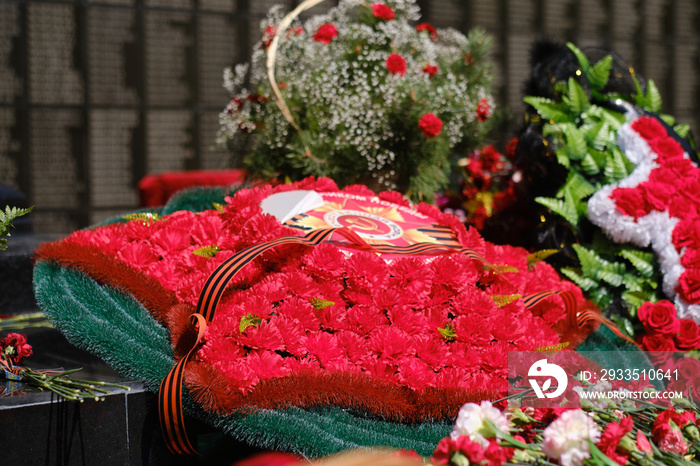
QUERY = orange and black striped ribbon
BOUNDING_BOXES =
[523,290,639,347]
[157,227,609,455]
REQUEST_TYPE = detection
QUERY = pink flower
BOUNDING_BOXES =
[476,98,492,122]
[542,410,601,466]
[385,53,406,76]
[371,3,395,20]
[418,113,443,138]
[659,428,688,455]
[416,22,438,41]
[636,430,653,455]
[312,23,338,44]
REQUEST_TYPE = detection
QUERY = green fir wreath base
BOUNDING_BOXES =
[32,186,643,458]
[33,261,451,457]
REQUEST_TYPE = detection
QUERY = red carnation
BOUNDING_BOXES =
[416,22,438,41]
[677,268,700,304]
[649,136,684,160]
[422,63,438,77]
[610,187,652,219]
[596,416,634,465]
[476,98,492,122]
[418,113,443,138]
[631,116,667,141]
[371,3,395,20]
[673,218,700,250]
[652,409,695,455]
[385,53,407,76]
[1,332,33,365]
[313,23,338,44]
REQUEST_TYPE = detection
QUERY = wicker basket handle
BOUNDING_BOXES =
[266,0,327,131]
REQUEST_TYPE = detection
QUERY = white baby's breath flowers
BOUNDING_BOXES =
[218,0,496,201]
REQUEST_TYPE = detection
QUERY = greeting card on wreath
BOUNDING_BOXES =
[34,177,606,456]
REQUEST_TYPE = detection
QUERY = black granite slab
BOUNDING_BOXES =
[0,329,264,465]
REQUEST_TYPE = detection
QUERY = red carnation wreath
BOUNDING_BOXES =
[36,177,597,424]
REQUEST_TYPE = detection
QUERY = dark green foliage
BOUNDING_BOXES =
[1,205,33,251]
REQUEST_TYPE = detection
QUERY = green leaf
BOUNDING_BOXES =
[588,440,622,466]
[599,269,624,287]
[490,264,520,274]
[535,195,578,227]
[610,315,636,339]
[644,79,662,113]
[310,298,335,310]
[597,106,625,130]
[582,120,606,149]
[240,313,262,333]
[558,171,596,200]
[619,249,655,278]
[674,123,690,138]
[604,146,630,182]
[580,153,602,175]
[621,273,645,292]
[660,113,676,126]
[554,148,571,168]
[1,205,34,251]
[566,42,590,73]
[122,212,161,224]
[527,249,559,267]
[491,294,522,307]
[523,96,573,123]
[560,268,598,292]
[562,123,588,159]
[564,77,590,114]
[193,245,221,258]
[587,54,613,89]
[572,243,603,279]
[438,325,456,341]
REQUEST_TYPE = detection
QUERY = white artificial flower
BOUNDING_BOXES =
[450,401,509,448]
[542,409,601,466]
